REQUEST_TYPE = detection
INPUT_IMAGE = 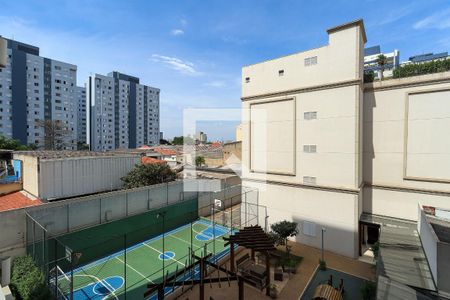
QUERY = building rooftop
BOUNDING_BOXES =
[424,207,450,244]
[361,213,436,292]
[141,156,167,165]
[13,151,140,159]
[0,191,42,212]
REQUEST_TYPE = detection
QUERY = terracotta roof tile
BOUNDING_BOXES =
[141,157,167,165]
[0,191,43,212]
[154,148,177,156]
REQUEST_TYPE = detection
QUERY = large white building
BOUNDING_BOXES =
[241,19,450,260]
[87,71,160,151]
[0,37,78,150]
[364,45,400,79]
[76,86,87,145]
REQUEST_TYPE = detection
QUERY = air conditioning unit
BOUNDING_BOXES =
[0,38,6,68]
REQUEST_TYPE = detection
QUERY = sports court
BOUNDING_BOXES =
[26,183,264,300]
[54,218,232,300]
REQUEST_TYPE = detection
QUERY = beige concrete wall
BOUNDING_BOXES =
[242,21,365,99]
[240,21,365,258]
[243,180,359,258]
[363,72,450,220]
[223,141,241,165]
[0,182,22,195]
[14,154,39,198]
[242,84,362,190]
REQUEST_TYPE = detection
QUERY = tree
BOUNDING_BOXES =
[159,138,171,145]
[0,135,34,150]
[376,54,388,80]
[77,142,90,150]
[270,220,299,253]
[195,156,205,167]
[172,135,194,145]
[121,163,176,189]
[35,119,73,150]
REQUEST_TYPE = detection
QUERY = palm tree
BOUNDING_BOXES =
[376,54,388,80]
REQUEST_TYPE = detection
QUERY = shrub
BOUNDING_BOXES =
[10,256,52,300]
[364,71,375,83]
[361,280,377,300]
[270,220,299,253]
[121,163,176,189]
[371,241,380,261]
[393,59,450,79]
[319,259,327,271]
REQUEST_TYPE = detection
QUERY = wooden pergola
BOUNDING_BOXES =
[224,225,276,296]
[143,225,275,300]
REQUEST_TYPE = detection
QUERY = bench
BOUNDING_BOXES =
[236,253,267,289]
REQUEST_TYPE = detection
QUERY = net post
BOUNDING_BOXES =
[32,220,36,259]
[124,233,127,300]
[244,192,248,227]
[70,252,74,300]
[230,195,233,232]
[54,241,58,297]
[256,191,260,226]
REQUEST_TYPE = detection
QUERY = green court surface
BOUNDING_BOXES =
[53,218,231,300]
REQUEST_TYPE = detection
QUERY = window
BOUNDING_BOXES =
[303,176,316,185]
[304,111,317,120]
[278,70,284,76]
[304,56,318,66]
[303,221,316,237]
[303,145,317,153]
[245,77,250,83]
[54,66,62,70]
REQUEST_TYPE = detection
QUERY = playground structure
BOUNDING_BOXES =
[144,225,276,300]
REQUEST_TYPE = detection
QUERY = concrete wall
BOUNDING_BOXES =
[0,183,22,196]
[363,72,450,220]
[418,207,438,284]
[241,20,365,258]
[242,21,365,98]
[243,180,359,258]
[15,155,39,198]
[437,241,450,295]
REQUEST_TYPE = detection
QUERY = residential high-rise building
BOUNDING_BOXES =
[0,36,78,149]
[76,86,87,145]
[87,72,160,151]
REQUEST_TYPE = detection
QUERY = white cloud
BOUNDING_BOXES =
[413,9,450,29]
[170,29,184,36]
[180,18,188,26]
[205,80,226,88]
[151,54,202,76]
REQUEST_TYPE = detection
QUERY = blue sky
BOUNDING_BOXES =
[1,0,450,141]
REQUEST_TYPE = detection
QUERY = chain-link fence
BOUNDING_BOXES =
[26,183,266,300]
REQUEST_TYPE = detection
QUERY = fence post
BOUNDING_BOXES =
[124,234,127,299]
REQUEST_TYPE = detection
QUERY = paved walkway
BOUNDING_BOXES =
[173,241,376,300]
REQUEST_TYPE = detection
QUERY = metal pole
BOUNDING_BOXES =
[124,234,127,299]
[321,228,326,262]
[162,214,165,279]
[70,253,74,300]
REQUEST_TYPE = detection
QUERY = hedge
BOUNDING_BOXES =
[393,59,450,78]
[10,256,53,300]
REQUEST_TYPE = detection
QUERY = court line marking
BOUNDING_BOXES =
[72,274,119,300]
[68,219,230,279]
[115,257,154,283]
[142,242,186,267]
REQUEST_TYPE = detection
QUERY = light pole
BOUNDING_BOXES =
[321,227,326,262]
[157,212,166,279]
